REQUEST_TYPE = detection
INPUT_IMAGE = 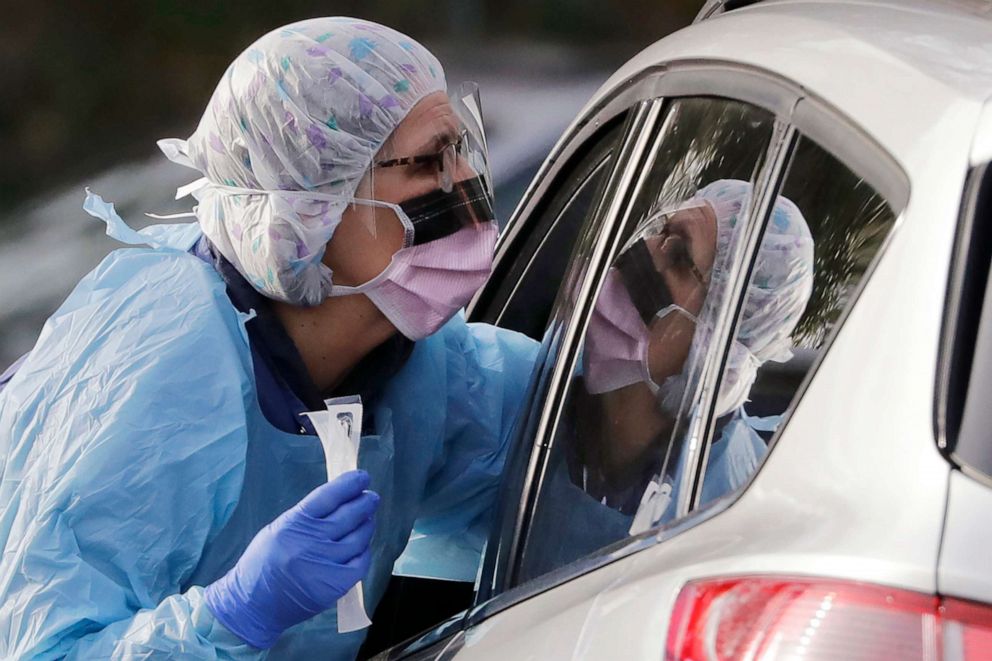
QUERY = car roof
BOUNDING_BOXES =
[591,0,992,174]
[724,0,992,102]
[699,0,992,23]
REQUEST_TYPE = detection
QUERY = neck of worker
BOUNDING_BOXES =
[272,294,398,394]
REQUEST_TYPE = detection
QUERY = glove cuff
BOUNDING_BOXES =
[205,574,282,650]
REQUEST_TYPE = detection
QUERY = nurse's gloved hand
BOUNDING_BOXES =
[204,470,379,649]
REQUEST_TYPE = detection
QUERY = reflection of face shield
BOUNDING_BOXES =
[614,236,674,324]
[582,261,699,397]
[626,204,712,281]
[582,204,715,396]
[583,202,721,400]
[615,203,713,323]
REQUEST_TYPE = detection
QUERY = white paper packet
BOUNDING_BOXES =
[627,477,672,537]
[303,395,373,633]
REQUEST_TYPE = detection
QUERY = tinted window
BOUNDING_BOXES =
[516,97,777,583]
[474,118,626,339]
[699,134,897,508]
[940,163,992,479]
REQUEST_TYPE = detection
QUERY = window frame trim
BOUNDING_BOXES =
[502,99,666,583]
[935,163,987,454]
[501,98,792,573]
[481,73,908,613]
[683,120,799,514]
[935,160,992,486]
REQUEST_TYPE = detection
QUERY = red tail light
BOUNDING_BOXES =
[665,576,992,660]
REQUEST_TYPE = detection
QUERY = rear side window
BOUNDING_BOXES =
[699,133,897,508]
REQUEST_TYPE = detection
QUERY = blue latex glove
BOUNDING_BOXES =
[205,470,379,649]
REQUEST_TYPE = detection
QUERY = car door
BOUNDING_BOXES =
[380,61,907,659]
[451,68,906,659]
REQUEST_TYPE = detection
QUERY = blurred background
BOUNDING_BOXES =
[0,0,701,369]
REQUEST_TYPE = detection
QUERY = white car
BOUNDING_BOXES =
[366,0,992,659]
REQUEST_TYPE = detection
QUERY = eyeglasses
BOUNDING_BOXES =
[373,131,466,192]
[631,205,714,289]
[653,227,710,287]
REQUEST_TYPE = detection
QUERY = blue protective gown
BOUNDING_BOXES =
[0,217,539,659]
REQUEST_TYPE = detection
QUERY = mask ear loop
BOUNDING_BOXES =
[440,141,455,194]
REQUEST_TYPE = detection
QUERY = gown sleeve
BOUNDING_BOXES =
[392,315,540,582]
[0,248,262,659]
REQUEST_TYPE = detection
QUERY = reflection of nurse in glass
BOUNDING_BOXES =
[577,179,815,531]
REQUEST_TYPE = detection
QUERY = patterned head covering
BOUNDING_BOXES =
[158,17,447,304]
[659,179,815,416]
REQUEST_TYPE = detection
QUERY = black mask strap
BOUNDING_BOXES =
[400,175,495,246]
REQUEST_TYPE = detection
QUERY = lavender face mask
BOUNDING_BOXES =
[328,175,499,340]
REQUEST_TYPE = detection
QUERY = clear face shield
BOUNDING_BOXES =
[360,81,496,245]
[449,81,492,198]
[375,82,492,194]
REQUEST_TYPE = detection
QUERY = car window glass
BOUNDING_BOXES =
[698,134,897,508]
[475,118,626,339]
[515,97,777,584]
[945,163,992,481]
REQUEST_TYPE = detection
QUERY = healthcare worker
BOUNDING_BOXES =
[0,18,539,659]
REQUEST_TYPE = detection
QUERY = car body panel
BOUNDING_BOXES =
[454,552,649,660]
[970,98,992,165]
[454,220,957,652]
[939,471,992,604]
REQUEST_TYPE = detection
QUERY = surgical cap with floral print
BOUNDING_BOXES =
[157,17,447,304]
[659,178,815,416]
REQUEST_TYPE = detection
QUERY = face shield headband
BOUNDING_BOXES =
[151,82,495,304]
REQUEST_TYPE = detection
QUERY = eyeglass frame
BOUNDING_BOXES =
[650,225,711,287]
[373,131,465,173]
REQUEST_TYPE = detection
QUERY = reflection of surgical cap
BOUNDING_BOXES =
[662,179,815,416]
[158,18,446,304]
